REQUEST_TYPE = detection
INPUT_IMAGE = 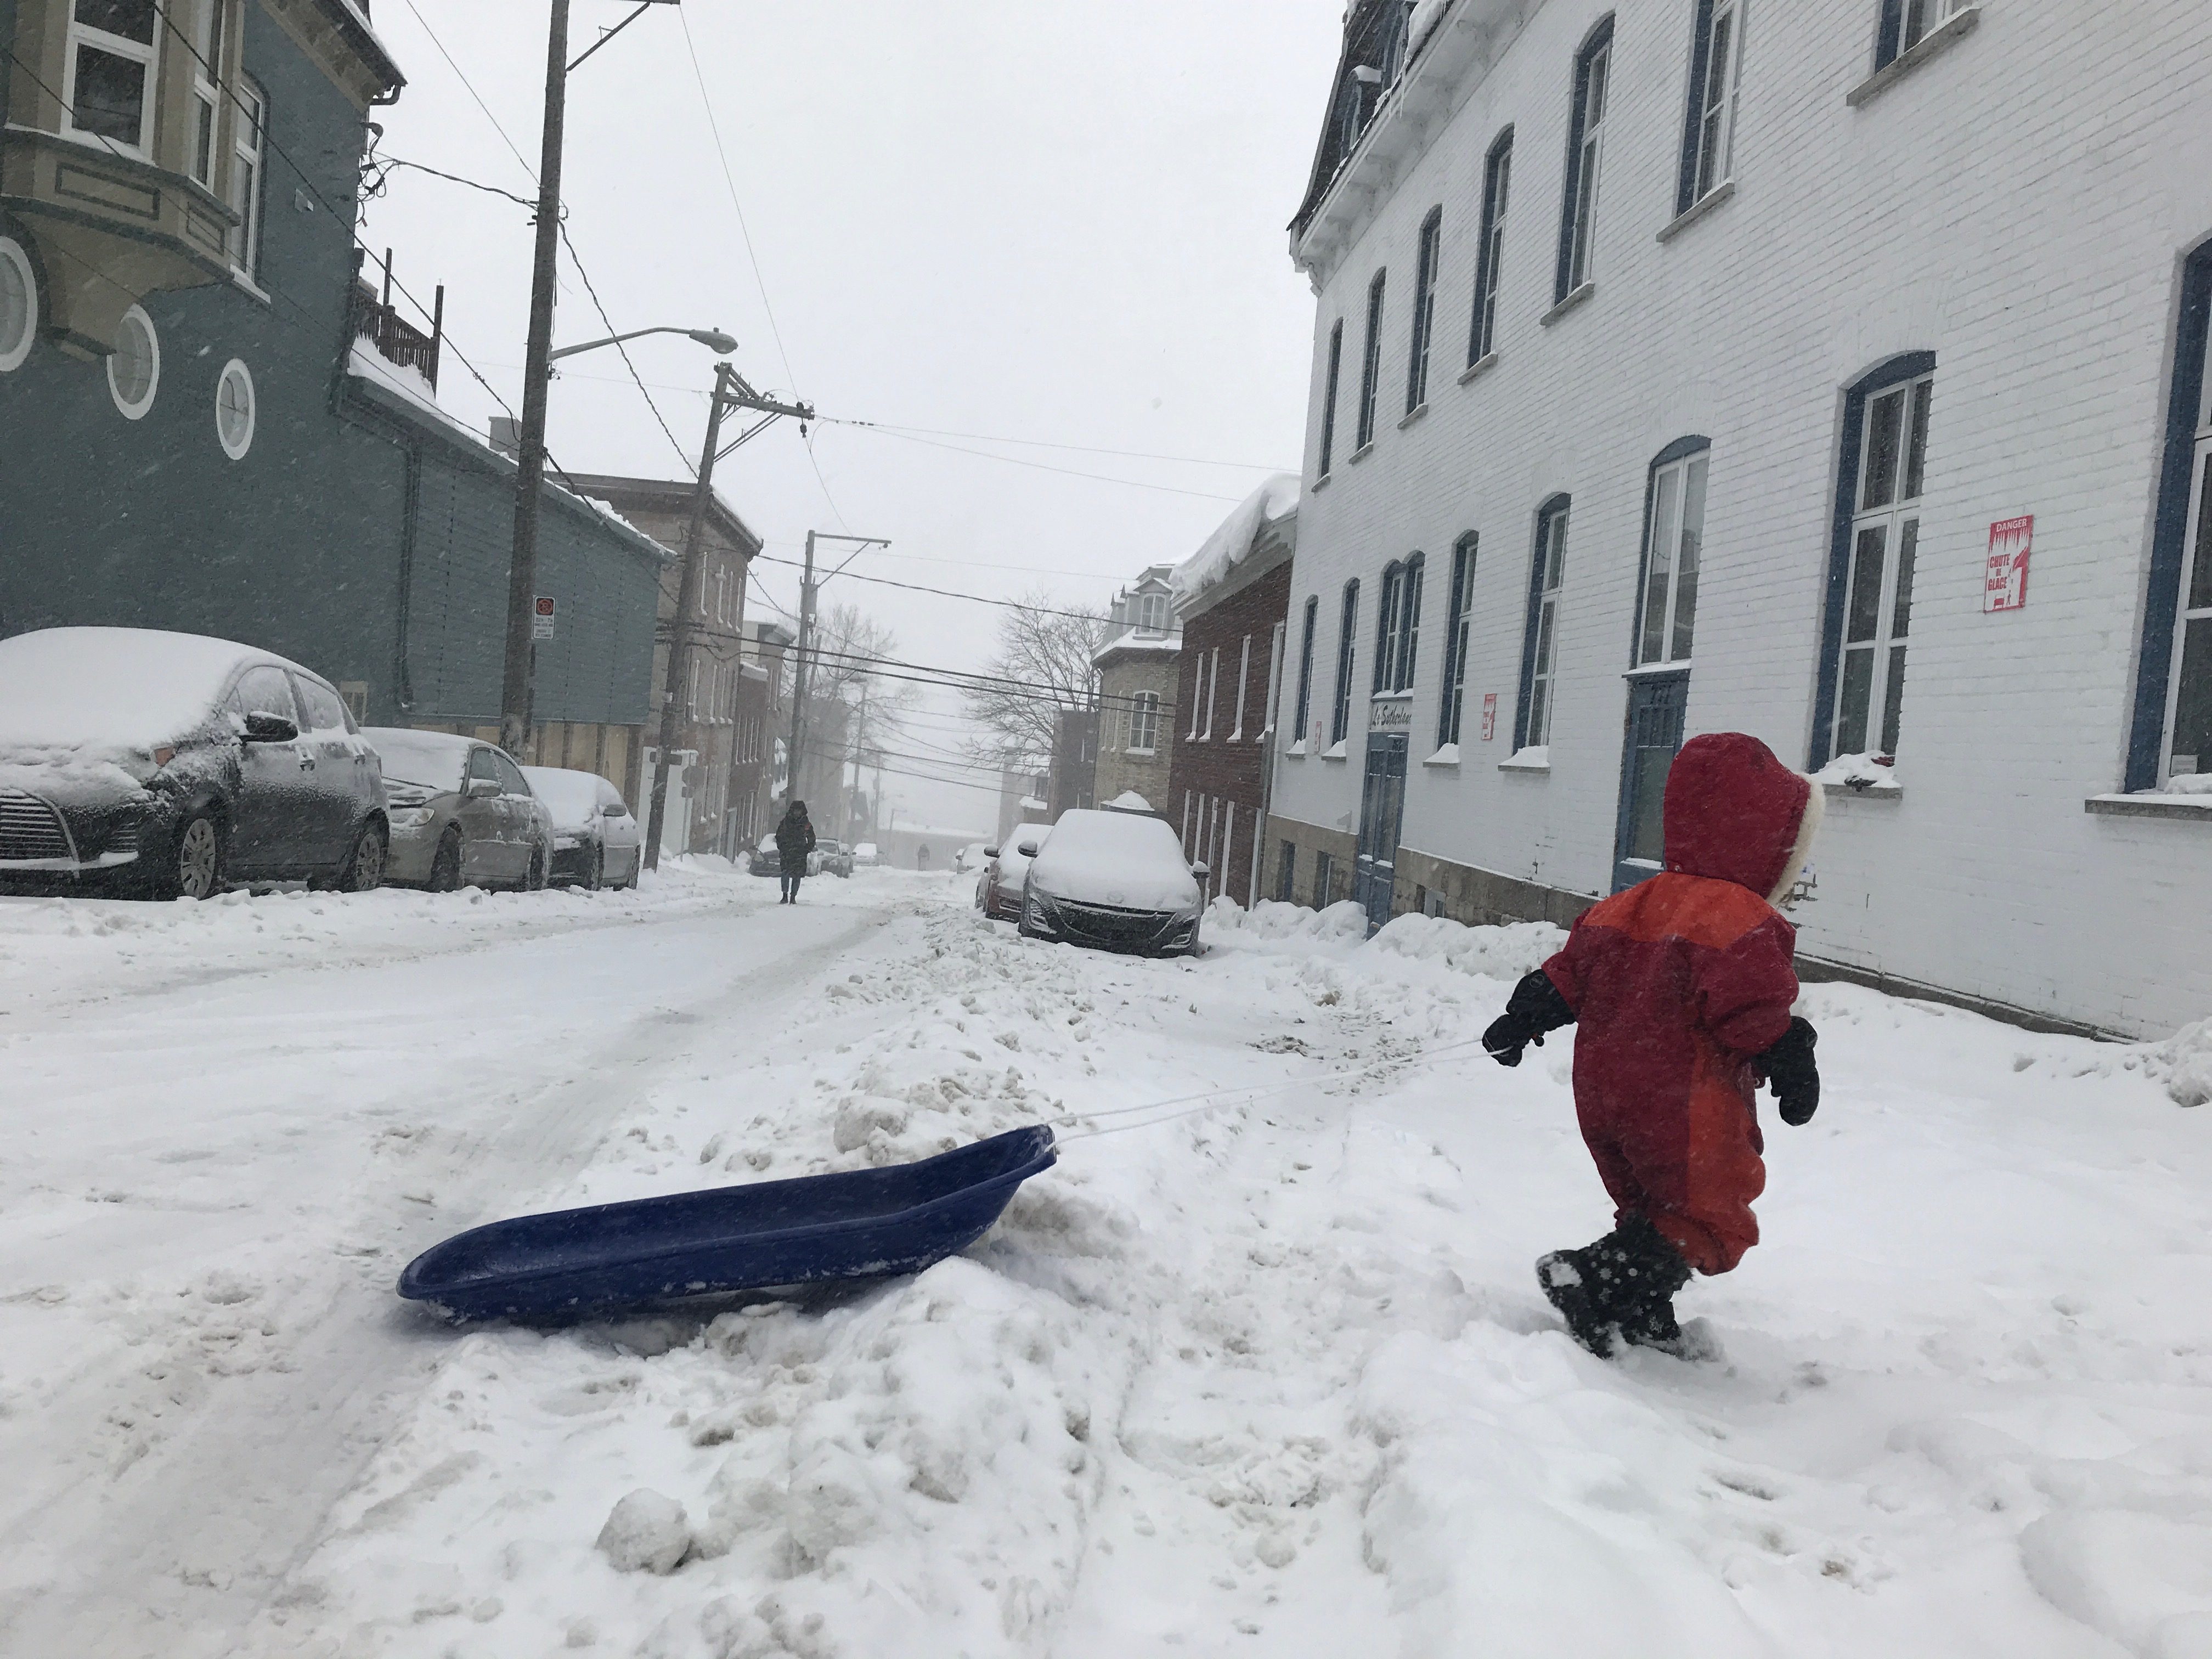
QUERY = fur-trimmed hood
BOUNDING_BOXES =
[1662,732,1822,907]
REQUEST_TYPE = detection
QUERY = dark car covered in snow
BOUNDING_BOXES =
[1017,808,1206,956]
[0,627,390,899]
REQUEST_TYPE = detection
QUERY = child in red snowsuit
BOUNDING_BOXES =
[1482,732,1824,1357]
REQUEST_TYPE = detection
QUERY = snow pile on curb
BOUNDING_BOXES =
[2152,1016,2212,1108]
[1205,896,1370,942]
[1207,897,1565,986]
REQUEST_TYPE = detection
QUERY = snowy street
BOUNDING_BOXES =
[4,870,2209,1657]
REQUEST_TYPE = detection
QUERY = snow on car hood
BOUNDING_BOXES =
[1025,809,1200,912]
[0,626,261,767]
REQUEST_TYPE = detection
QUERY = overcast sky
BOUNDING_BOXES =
[363,0,1341,832]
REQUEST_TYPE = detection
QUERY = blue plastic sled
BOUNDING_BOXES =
[397,1126,1057,1323]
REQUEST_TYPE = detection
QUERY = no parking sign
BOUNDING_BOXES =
[532,595,557,640]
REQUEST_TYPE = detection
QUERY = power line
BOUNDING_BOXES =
[822,424,1249,503]
[556,220,698,477]
[753,554,1111,623]
[396,0,539,182]
[820,416,1293,473]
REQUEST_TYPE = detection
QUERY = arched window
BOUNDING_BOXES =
[1677,0,1743,215]
[1634,438,1711,668]
[1437,533,1477,746]
[1292,595,1319,747]
[1555,17,1615,303]
[1813,357,1933,765]
[1516,497,1571,751]
[1406,207,1442,414]
[1357,269,1387,449]
[1469,129,1512,366]
[1374,554,1424,694]
[1318,319,1344,479]
[1331,580,1361,746]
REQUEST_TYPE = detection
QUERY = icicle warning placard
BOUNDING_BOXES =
[1984,516,2033,612]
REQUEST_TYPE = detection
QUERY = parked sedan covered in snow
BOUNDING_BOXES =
[365,729,552,891]
[975,823,1049,921]
[522,765,640,889]
[0,627,389,899]
[1017,808,1206,956]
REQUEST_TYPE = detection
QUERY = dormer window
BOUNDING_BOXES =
[1137,591,1170,634]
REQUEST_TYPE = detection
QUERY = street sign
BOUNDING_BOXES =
[1984,516,2032,613]
[532,595,557,640]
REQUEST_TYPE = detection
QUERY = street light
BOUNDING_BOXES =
[550,326,737,363]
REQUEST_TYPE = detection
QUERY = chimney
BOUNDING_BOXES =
[489,415,520,458]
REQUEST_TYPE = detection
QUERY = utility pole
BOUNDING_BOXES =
[499,0,571,759]
[781,530,891,820]
[644,362,732,871]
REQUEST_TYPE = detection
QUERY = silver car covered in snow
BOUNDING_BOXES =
[365,729,552,891]
[1017,808,1207,956]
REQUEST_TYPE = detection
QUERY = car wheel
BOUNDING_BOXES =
[158,812,223,900]
[583,846,604,891]
[427,828,463,893]
[523,845,548,892]
[341,822,387,893]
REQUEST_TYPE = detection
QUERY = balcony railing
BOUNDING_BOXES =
[352,249,443,391]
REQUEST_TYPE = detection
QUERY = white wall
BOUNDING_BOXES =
[1272,0,2212,1036]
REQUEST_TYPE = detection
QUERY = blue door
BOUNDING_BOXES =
[1355,731,1408,932]
[1612,673,1688,892]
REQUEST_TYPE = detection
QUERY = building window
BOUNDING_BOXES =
[1293,596,1319,743]
[1556,18,1614,302]
[1438,533,1476,746]
[108,303,159,419]
[1357,269,1386,449]
[1469,131,1511,365]
[1314,849,1335,908]
[1374,554,1424,694]
[1679,0,1742,213]
[1203,648,1220,738]
[1876,0,1965,69]
[215,358,255,459]
[229,77,266,276]
[1137,590,1169,633]
[1822,367,1931,761]
[66,0,159,152]
[1318,319,1344,479]
[1277,840,1296,904]
[0,238,36,374]
[1635,440,1710,667]
[2135,243,2212,789]
[1406,207,1442,413]
[1230,634,1251,740]
[1127,690,1160,754]
[188,0,227,187]
[1517,497,1570,749]
[1331,580,1361,746]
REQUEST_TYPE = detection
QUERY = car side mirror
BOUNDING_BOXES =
[1017,841,1040,857]
[1191,862,1211,880]
[466,777,500,798]
[984,846,1000,859]
[242,711,298,743]
[603,803,626,817]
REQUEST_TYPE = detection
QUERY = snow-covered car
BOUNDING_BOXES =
[0,627,389,899]
[953,840,991,875]
[976,824,1051,921]
[852,840,881,867]
[814,837,854,878]
[1017,808,1206,956]
[522,765,641,890]
[364,729,552,892]
[749,833,785,878]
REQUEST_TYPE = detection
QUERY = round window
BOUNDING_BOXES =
[0,236,35,373]
[216,359,256,459]
[108,303,160,419]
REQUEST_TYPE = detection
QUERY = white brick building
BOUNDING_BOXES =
[1266,0,2212,1037]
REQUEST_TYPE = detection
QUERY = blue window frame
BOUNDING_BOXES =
[1516,496,1571,750]
[1555,17,1615,303]
[2128,239,2212,789]
[1633,437,1711,669]
[1318,319,1344,480]
[1292,595,1319,745]
[1438,533,1477,746]
[1406,207,1442,413]
[1469,130,1511,365]
[1331,579,1361,745]
[1357,270,1387,449]
[1875,0,1963,70]
[1675,0,1742,216]
[1373,553,1424,695]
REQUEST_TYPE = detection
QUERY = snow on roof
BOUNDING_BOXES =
[0,627,296,758]
[1172,473,1301,604]
[1104,791,1153,812]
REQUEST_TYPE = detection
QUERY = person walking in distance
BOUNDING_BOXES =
[774,799,817,905]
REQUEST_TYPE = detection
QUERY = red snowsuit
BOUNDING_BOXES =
[1539,734,1818,1275]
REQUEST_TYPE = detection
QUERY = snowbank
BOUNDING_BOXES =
[1172,472,1300,603]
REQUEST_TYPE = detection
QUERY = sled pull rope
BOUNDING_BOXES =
[1045,1036,1491,1143]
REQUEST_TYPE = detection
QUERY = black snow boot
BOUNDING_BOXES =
[1536,1216,1692,1358]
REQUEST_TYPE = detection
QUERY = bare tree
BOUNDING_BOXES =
[960,595,1109,766]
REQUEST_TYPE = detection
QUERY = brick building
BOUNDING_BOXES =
[568,476,760,857]
[1167,478,1298,906]
[1267,0,2212,1036]
[1092,564,1181,813]
[724,619,792,856]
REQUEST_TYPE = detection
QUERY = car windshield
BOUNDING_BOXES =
[364,729,468,793]
[521,766,603,830]
[0,626,257,757]
[820,840,843,854]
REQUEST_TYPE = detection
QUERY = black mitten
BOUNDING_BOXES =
[1758,1017,1821,1126]
[1483,970,1576,1068]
